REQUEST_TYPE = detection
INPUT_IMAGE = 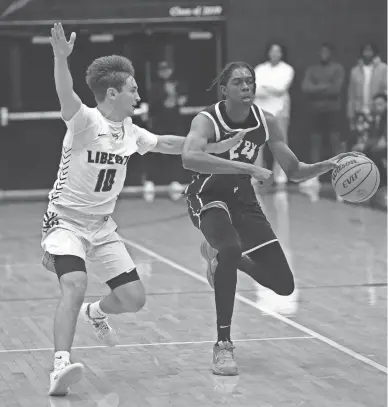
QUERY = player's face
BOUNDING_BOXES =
[113,76,141,117]
[224,68,255,105]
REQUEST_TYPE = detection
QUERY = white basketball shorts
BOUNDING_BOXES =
[41,204,135,283]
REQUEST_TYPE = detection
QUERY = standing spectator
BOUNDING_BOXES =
[147,61,189,184]
[347,42,387,129]
[301,43,345,187]
[254,43,295,184]
[148,61,188,134]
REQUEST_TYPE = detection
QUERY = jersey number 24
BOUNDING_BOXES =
[229,140,257,160]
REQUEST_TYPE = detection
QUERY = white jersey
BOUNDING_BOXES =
[48,104,158,215]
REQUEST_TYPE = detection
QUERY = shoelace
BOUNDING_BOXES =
[93,319,110,334]
[216,345,235,364]
[53,360,69,371]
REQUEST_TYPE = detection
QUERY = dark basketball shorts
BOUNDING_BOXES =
[186,193,278,255]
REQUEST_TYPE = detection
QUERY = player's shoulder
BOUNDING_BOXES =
[259,108,275,124]
[251,104,275,124]
[198,102,219,119]
[189,110,217,136]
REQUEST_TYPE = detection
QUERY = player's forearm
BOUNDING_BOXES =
[54,56,75,99]
[182,150,254,175]
[155,136,235,155]
[154,135,185,155]
[289,161,329,182]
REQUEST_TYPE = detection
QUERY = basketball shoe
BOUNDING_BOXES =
[81,303,119,347]
[48,358,84,396]
[213,341,239,376]
[200,240,218,289]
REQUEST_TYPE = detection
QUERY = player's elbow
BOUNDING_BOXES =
[182,150,200,170]
[285,163,301,182]
[181,150,195,170]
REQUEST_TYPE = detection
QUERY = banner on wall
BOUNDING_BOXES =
[0,0,227,25]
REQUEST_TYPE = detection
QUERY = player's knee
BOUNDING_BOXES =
[218,241,242,265]
[117,285,146,313]
[60,272,87,306]
[111,275,146,313]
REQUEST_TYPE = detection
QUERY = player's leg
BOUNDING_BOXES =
[239,242,295,295]
[234,203,295,295]
[199,206,241,376]
[81,227,145,346]
[41,219,87,396]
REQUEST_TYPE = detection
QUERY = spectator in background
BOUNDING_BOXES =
[148,61,188,135]
[301,43,345,187]
[254,43,294,184]
[147,61,189,184]
[351,93,387,196]
[347,43,387,130]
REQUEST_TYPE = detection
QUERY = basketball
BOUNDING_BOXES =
[331,155,380,203]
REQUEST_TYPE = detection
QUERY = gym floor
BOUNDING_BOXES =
[0,186,386,407]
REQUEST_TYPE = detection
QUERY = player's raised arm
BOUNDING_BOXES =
[182,114,272,184]
[265,111,363,182]
[50,23,81,121]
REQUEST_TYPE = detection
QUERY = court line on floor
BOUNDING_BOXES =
[0,336,312,354]
[122,237,388,375]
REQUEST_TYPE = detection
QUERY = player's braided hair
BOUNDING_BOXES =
[207,61,256,93]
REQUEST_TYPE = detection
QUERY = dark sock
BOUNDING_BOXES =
[214,248,240,344]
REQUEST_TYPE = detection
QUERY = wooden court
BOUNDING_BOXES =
[0,187,386,407]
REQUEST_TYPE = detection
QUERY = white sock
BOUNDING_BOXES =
[88,300,107,319]
[54,351,70,367]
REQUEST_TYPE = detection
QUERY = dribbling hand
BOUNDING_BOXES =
[50,23,76,58]
[250,166,274,187]
[322,152,366,171]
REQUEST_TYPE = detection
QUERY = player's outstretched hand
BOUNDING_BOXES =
[50,22,76,58]
[322,152,366,171]
[250,167,274,187]
[207,130,246,154]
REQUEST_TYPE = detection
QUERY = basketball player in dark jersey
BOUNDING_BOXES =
[182,61,361,376]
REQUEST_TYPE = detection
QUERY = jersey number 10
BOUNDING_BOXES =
[95,169,117,192]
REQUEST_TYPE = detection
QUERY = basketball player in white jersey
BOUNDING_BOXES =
[43,23,241,396]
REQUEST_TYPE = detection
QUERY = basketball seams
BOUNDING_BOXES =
[359,165,380,202]
[340,163,373,197]
[333,162,370,188]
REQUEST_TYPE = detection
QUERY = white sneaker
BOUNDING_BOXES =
[81,303,119,347]
[48,360,84,396]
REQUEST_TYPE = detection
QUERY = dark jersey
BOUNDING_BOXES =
[185,101,269,199]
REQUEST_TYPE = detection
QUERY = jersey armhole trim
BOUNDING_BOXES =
[255,106,270,142]
[199,111,221,142]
